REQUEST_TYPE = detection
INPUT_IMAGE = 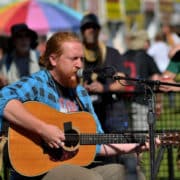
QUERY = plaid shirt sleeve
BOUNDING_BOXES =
[0,70,60,130]
[0,76,40,126]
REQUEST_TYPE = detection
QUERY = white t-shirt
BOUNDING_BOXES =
[148,41,170,73]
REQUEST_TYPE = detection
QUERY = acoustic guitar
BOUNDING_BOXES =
[8,101,180,177]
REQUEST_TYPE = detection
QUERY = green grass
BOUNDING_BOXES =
[142,92,180,179]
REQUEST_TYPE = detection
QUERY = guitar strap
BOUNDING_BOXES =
[73,89,88,112]
[75,95,86,112]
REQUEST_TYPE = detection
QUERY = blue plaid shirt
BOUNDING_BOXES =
[0,69,103,153]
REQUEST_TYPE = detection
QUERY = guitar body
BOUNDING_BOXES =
[8,101,97,177]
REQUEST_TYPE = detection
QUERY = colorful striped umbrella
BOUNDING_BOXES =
[0,0,83,35]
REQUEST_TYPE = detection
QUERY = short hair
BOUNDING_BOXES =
[39,32,81,69]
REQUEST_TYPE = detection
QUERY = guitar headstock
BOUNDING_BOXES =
[160,132,180,146]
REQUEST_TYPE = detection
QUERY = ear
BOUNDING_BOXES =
[49,54,57,66]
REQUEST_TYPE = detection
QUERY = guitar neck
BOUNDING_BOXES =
[66,131,180,146]
[66,133,147,145]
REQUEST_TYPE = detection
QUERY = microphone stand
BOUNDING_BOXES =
[113,75,180,180]
[146,85,156,180]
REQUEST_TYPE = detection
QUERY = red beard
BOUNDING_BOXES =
[67,75,80,88]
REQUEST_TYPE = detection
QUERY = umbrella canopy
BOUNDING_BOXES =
[0,0,83,35]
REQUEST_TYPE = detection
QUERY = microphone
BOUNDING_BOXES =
[77,68,100,78]
[77,67,116,79]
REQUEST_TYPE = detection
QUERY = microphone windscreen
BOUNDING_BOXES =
[76,69,83,78]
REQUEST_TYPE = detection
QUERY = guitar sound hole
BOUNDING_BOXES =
[65,129,79,148]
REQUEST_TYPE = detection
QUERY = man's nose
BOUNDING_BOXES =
[76,58,83,68]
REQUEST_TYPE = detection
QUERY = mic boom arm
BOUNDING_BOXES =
[113,75,180,88]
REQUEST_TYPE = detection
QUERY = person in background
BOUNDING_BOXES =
[160,44,180,91]
[121,30,162,179]
[161,23,180,106]
[147,32,170,73]
[0,23,40,88]
[0,31,152,180]
[0,35,9,61]
[37,35,47,56]
[80,13,142,180]
[162,23,180,48]
[0,35,10,87]
[80,13,128,133]
[122,30,161,132]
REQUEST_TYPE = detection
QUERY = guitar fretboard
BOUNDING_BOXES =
[65,133,146,145]
[65,132,180,146]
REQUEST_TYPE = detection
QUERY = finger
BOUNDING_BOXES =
[57,139,64,147]
[48,143,54,149]
[52,142,61,149]
[48,141,60,149]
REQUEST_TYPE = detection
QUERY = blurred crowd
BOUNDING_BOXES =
[0,17,179,89]
[0,13,179,180]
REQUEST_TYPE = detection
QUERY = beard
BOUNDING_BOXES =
[51,68,80,89]
[68,75,80,88]
[60,73,80,88]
